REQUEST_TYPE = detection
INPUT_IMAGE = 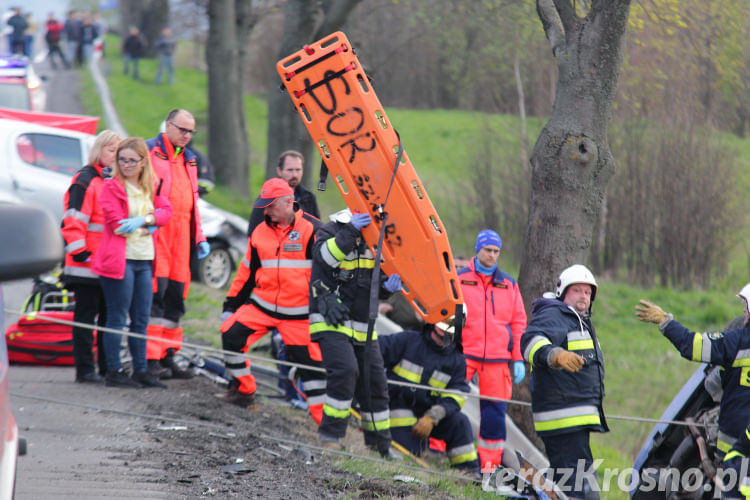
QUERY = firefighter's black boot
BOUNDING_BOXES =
[162,348,195,379]
[149,359,170,379]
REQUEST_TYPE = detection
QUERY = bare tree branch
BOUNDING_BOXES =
[553,0,578,33]
[537,0,566,58]
[315,0,363,40]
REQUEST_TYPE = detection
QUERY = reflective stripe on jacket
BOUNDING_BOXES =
[520,297,608,436]
[458,258,526,362]
[223,207,318,320]
[61,163,107,284]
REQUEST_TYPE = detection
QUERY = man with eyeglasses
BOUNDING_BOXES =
[145,108,210,379]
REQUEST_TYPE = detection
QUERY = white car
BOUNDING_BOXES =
[0,115,245,288]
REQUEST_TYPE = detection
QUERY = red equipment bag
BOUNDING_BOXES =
[4,311,93,365]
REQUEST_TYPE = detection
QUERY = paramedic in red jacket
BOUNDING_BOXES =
[61,130,121,383]
[219,178,325,424]
[145,109,209,379]
[457,229,527,473]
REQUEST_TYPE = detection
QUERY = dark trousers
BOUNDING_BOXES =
[69,282,107,377]
[315,332,391,451]
[391,410,479,471]
[541,431,600,500]
[46,43,69,69]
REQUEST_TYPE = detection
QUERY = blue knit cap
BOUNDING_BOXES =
[475,229,502,253]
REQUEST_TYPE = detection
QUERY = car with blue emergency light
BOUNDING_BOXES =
[0,55,45,111]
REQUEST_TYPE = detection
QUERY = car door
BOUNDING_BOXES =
[7,129,87,222]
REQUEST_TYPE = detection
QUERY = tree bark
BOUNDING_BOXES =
[265,0,362,185]
[207,0,250,195]
[513,0,631,442]
[519,0,631,311]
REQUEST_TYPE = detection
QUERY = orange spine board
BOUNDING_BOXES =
[277,31,462,324]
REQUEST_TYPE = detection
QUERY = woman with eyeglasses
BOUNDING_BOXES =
[92,137,172,388]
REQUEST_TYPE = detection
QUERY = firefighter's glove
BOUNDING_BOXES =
[383,274,402,293]
[319,294,349,327]
[196,241,210,260]
[635,300,667,324]
[350,213,371,230]
[411,415,435,440]
[513,361,526,383]
[116,216,145,234]
[71,250,91,263]
[552,348,585,373]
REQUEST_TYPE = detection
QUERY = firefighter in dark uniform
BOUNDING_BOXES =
[219,178,325,423]
[521,264,608,500]
[379,314,480,476]
[636,283,750,459]
[309,209,401,458]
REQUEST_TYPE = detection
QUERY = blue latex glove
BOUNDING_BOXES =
[196,241,210,259]
[221,311,232,322]
[116,216,145,234]
[147,226,157,235]
[350,212,371,230]
[383,274,402,293]
[513,361,526,384]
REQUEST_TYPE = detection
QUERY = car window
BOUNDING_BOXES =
[0,81,30,110]
[16,133,82,175]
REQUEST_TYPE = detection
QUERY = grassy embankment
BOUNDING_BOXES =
[80,37,750,499]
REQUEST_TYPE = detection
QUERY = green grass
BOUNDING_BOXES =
[82,35,750,499]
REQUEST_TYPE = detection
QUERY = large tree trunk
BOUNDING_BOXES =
[513,0,631,440]
[207,0,250,195]
[118,0,168,56]
[265,0,361,186]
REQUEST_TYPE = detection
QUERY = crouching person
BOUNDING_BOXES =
[380,313,480,477]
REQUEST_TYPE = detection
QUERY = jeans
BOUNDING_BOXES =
[123,54,140,79]
[154,53,173,84]
[100,260,153,373]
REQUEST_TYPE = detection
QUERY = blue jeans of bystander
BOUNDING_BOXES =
[100,259,153,374]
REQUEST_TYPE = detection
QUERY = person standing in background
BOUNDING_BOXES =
[153,27,175,85]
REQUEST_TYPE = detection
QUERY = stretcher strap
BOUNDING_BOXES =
[283,44,348,81]
[293,63,356,98]
[361,131,404,427]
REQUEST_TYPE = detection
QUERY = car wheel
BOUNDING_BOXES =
[198,242,233,289]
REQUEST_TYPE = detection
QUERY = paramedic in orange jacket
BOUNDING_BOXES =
[145,109,209,379]
[218,178,325,423]
[457,229,527,473]
[61,130,122,383]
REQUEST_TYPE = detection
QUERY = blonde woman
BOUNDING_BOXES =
[62,129,121,383]
[93,138,172,388]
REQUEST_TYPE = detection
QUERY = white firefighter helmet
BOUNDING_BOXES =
[329,208,352,224]
[555,264,598,302]
[435,304,468,334]
[738,283,750,310]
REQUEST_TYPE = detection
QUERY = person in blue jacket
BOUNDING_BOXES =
[379,312,480,477]
[636,283,750,459]
[520,264,608,500]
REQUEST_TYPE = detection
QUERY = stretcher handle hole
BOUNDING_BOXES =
[318,140,331,158]
[401,282,410,294]
[335,175,349,194]
[358,74,370,94]
[429,215,442,234]
[411,180,424,199]
[375,110,388,129]
[299,103,311,123]
[320,36,340,49]
[282,55,301,68]
[442,252,451,271]
[450,279,459,300]
[412,298,427,315]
